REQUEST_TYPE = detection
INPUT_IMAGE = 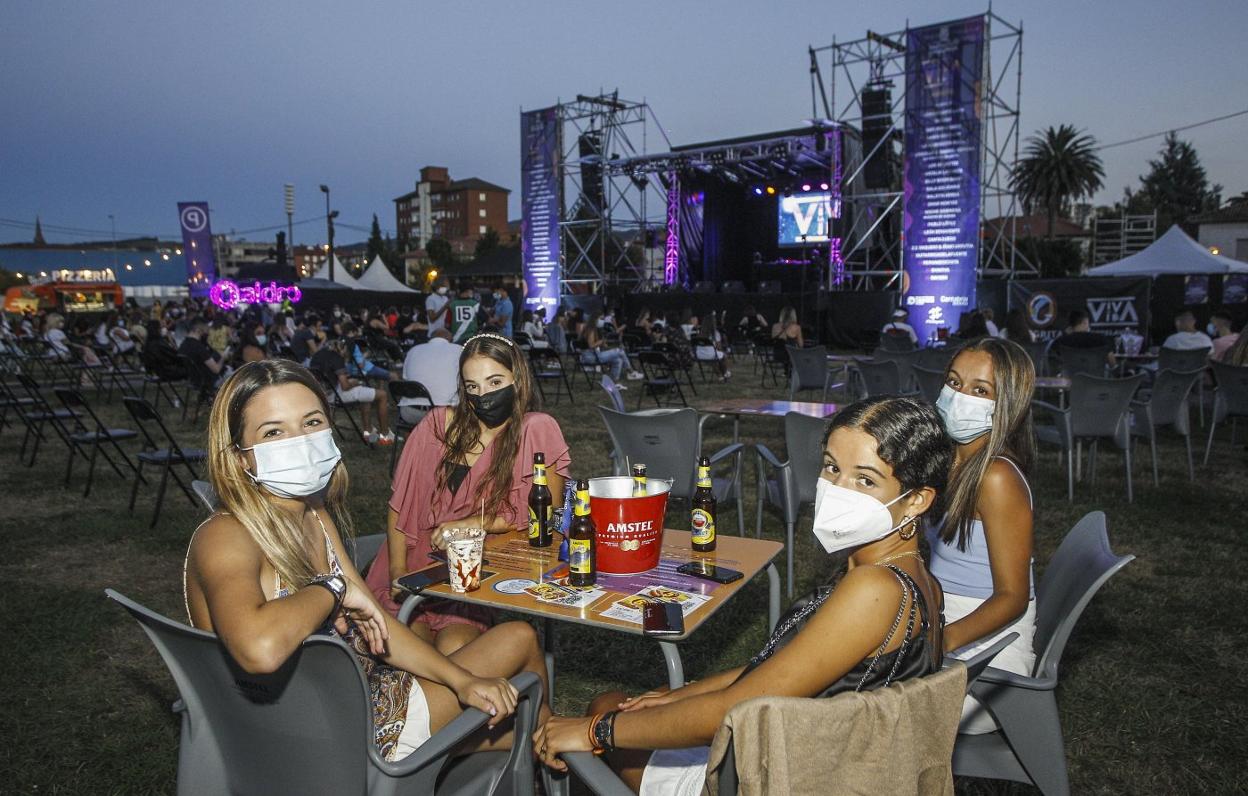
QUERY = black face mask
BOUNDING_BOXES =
[467,384,515,428]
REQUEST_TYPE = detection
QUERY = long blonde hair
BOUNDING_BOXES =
[207,360,354,591]
[938,338,1036,550]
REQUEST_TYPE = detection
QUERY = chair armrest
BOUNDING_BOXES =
[707,442,745,465]
[1030,399,1069,416]
[753,442,787,471]
[396,593,425,625]
[380,671,543,778]
[560,751,636,796]
[969,665,1057,692]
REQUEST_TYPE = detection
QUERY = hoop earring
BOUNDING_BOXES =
[898,517,918,540]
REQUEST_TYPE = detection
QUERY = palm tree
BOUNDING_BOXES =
[1010,124,1105,239]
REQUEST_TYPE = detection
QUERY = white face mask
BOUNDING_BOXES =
[437,286,448,296]
[812,479,913,554]
[255,334,268,346]
[1206,323,1217,337]
[935,384,996,444]
[240,429,341,498]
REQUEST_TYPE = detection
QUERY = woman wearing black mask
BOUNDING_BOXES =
[366,332,571,654]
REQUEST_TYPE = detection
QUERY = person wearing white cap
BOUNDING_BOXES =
[882,308,917,345]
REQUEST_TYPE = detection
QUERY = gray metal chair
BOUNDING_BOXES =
[597,406,745,536]
[916,345,960,372]
[785,345,831,401]
[1203,360,1248,465]
[852,359,901,398]
[599,374,626,413]
[951,632,1019,691]
[877,332,917,352]
[872,348,920,393]
[910,364,946,405]
[106,589,542,796]
[1033,373,1145,503]
[1130,368,1202,483]
[753,412,827,598]
[952,511,1135,796]
[1156,347,1209,425]
[1019,339,1051,377]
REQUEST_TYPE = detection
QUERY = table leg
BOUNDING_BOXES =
[659,641,685,691]
[766,562,780,633]
[543,618,556,706]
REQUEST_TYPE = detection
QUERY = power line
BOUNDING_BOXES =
[1094,108,1248,151]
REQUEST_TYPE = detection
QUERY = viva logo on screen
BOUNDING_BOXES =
[778,193,835,245]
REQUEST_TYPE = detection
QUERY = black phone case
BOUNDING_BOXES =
[397,563,449,594]
[676,561,743,584]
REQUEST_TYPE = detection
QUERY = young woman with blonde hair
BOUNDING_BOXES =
[366,333,572,654]
[182,360,550,762]
[927,337,1037,732]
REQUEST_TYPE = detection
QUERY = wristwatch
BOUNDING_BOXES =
[591,710,618,755]
[307,573,347,617]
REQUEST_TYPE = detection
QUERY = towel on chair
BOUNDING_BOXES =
[703,664,966,795]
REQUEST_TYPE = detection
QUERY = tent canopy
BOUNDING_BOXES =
[311,255,363,288]
[354,256,418,293]
[1087,225,1248,276]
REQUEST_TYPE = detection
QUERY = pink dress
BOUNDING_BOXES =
[365,405,571,632]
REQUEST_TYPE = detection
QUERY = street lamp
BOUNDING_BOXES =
[319,184,335,281]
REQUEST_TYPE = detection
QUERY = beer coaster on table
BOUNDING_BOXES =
[493,578,537,595]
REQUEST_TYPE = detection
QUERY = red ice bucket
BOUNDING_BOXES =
[588,476,671,574]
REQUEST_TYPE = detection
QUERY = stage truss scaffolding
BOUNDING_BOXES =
[808,10,1036,290]
[554,92,672,294]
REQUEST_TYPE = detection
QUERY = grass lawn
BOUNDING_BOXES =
[2,359,1246,794]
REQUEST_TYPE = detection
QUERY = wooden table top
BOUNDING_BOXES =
[399,529,783,641]
[699,398,841,419]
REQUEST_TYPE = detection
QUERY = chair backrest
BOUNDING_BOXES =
[1146,368,1203,434]
[1020,339,1051,377]
[599,374,626,413]
[123,395,184,453]
[1068,373,1145,439]
[1210,361,1248,420]
[512,331,532,349]
[191,479,220,512]
[786,346,828,391]
[1157,346,1210,372]
[877,333,916,352]
[855,359,901,397]
[387,379,434,408]
[916,346,959,371]
[1057,345,1109,378]
[910,365,946,404]
[872,349,919,389]
[1032,512,1135,681]
[784,412,829,506]
[53,387,104,431]
[638,349,677,379]
[597,406,700,497]
[106,589,376,795]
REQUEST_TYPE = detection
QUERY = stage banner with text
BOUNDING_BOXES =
[901,16,985,342]
[1007,278,1151,344]
[521,107,561,315]
[177,201,218,298]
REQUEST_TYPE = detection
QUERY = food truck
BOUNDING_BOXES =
[3,269,125,314]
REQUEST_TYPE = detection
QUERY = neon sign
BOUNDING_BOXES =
[209,279,302,310]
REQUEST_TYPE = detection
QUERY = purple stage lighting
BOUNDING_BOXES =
[665,174,680,285]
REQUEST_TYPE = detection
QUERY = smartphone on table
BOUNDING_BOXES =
[642,602,685,637]
[397,563,449,594]
[676,560,743,584]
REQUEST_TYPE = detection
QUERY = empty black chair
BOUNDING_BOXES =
[54,388,143,496]
[528,347,575,406]
[635,350,688,410]
[13,373,80,467]
[123,396,207,528]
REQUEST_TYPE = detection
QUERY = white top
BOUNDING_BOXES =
[1162,331,1214,351]
[45,328,70,356]
[985,320,1001,338]
[881,321,917,344]
[425,292,450,333]
[401,337,462,406]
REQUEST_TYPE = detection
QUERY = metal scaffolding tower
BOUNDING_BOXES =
[554,92,672,294]
[808,10,1034,290]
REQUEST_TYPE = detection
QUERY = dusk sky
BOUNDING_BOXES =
[2,0,1245,247]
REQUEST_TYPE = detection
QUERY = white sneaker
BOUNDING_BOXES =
[626,370,645,380]
[616,383,629,391]
[363,428,379,444]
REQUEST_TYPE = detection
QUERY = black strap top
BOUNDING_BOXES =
[738,564,941,697]
[446,462,471,496]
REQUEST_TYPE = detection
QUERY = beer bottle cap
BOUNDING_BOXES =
[534,452,545,464]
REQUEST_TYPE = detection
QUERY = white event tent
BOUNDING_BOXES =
[311,255,363,288]
[355,256,418,293]
[1087,225,1248,277]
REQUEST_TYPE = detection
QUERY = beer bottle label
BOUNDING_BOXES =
[696,465,712,489]
[692,508,716,545]
[569,538,592,573]
[632,475,647,497]
[534,463,548,485]
[528,506,550,540]
[574,488,591,517]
